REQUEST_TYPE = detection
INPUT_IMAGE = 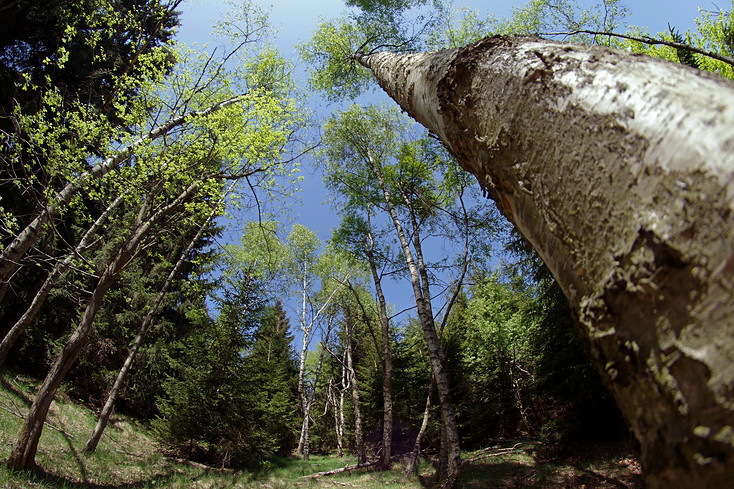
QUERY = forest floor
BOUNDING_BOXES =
[0,374,644,488]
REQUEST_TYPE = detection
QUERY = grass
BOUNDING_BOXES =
[0,374,643,488]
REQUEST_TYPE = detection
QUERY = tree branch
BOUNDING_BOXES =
[543,29,734,67]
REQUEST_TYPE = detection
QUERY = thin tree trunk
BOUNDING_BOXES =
[7,228,143,469]
[344,310,364,462]
[338,349,348,457]
[359,36,734,488]
[299,409,311,461]
[6,182,198,470]
[364,213,393,469]
[367,151,460,488]
[296,274,345,459]
[297,267,311,458]
[0,194,124,367]
[329,366,347,457]
[298,314,334,460]
[405,380,433,477]
[405,190,470,479]
[83,187,227,452]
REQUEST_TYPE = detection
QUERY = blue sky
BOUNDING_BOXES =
[176,0,705,237]
[173,0,709,325]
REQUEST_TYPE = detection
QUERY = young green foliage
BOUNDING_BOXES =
[621,3,734,79]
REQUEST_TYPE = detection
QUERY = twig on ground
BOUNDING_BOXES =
[463,443,524,464]
[164,456,234,473]
[114,448,145,457]
[301,461,377,478]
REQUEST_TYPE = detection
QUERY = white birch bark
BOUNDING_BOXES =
[366,150,461,488]
[359,36,734,488]
[296,279,345,459]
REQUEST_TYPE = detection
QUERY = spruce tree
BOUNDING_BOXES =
[245,301,300,456]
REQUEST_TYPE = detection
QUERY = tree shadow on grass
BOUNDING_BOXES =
[17,465,180,489]
[457,443,644,489]
[1,375,34,406]
[461,460,539,488]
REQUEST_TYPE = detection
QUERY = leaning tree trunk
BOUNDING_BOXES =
[6,182,198,470]
[0,96,244,295]
[359,36,734,488]
[7,229,142,470]
[0,194,124,367]
[83,188,226,453]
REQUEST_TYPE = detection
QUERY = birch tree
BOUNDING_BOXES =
[3,3,304,469]
[7,176,202,470]
[354,35,734,489]
[322,104,493,486]
[82,185,233,453]
[331,212,396,468]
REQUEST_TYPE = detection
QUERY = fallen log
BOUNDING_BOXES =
[301,460,378,478]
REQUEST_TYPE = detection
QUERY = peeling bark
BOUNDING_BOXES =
[360,36,734,488]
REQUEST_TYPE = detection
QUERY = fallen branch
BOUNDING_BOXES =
[463,443,524,464]
[301,460,377,478]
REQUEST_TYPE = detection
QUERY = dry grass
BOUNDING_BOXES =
[461,440,644,488]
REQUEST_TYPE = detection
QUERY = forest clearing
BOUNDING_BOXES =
[0,375,643,488]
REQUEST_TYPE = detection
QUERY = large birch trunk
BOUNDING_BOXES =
[360,36,734,488]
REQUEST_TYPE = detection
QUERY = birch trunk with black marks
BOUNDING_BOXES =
[359,36,734,488]
[366,150,461,488]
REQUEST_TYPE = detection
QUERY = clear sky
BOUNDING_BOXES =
[174,0,709,325]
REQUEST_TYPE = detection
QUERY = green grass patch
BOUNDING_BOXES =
[0,374,642,488]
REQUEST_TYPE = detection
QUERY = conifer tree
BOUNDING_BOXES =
[245,301,300,456]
